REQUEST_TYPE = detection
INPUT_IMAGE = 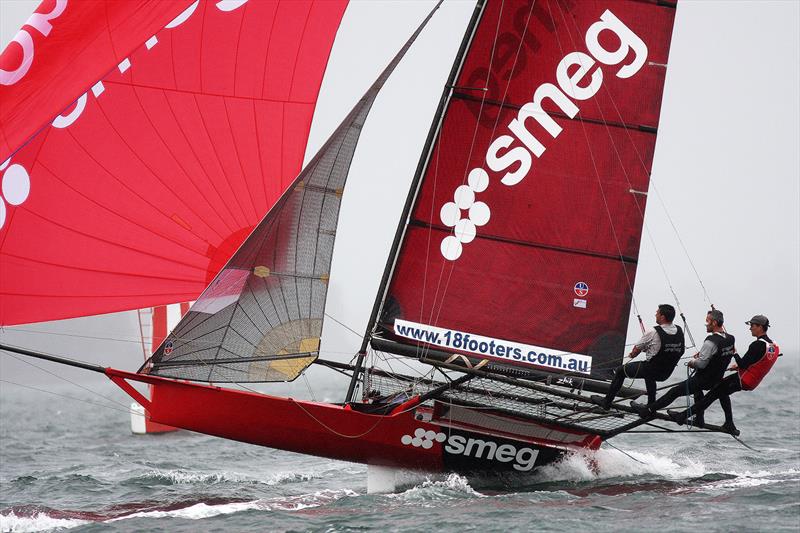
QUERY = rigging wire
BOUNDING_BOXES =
[0,379,137,416]
[4,327,151,346]
[419,0,507,365]
[429,0,545,346]
[562,8,714,310]
[554,1,721,346]
[603,440,647,465]
[323,312,363,339]
[601,93,715,307]
[303,373,317,402]
[546,0,640,320]
[4,351,135,411]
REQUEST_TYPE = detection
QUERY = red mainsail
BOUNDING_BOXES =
[379,0,677,379]
[0,0,347,325]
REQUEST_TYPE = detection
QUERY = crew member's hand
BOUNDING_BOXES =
[627,352,636,359]
[729,364,738,371]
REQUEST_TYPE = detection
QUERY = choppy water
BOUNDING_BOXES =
[1,357,798,532]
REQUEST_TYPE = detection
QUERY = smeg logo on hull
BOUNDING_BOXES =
[400,428,539,471]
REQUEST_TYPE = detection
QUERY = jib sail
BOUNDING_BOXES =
[141,4,443,383]
[0,0,347,325]
[372,0,677,380]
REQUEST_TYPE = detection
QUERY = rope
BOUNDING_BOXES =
[5,352,132,411]
[551,1,712,330]
[732,436,758,451]
[303,373,316,402]
[603,440,647,465]
[443,353,488,370]
[684,364,694,429]
[288,392,422,440]
[323,312,363,339]
[0,379,136,416]
[547,1,640,316]
[680,312,697,349]
[422,0,510,363]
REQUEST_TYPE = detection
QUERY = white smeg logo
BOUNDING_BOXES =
[439,10,649,261]
[400,428,539,471]
[401,428,447,449]
[0,0,68,86]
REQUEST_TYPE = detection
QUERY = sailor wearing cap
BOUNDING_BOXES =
[666,314,781,436]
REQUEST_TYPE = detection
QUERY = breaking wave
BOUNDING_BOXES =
[108,489,358,521]
[134,469,319,486]
[0,511,88,532]
[0,490,358,531]
[391,473,485,502]
[534,447,708,482]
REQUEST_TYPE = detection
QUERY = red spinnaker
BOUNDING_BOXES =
[0,0,348,325]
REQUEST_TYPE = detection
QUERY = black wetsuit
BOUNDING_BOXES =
[646,332,736,423]
[678,335,772,423]
[602,326,684,406]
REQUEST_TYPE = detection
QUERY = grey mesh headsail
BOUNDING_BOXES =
[140,3,443,383]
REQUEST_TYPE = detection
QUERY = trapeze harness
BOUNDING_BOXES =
[738,338,780,390]
[697,333,736,386]
[648,325,685,381]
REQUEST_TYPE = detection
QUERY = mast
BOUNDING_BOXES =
[346,0,488,403]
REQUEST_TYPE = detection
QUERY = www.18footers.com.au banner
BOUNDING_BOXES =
[393,319,592,374]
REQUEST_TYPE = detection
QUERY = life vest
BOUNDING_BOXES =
[697,333,735,385]
[738,338,780,390]
[648,325,685,380]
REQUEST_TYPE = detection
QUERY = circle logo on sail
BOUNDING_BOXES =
[574,282,589,297]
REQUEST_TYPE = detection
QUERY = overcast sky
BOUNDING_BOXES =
[1,0,798,390]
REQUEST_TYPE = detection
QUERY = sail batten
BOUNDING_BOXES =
[407,220,640,263]
[451,92,661,132]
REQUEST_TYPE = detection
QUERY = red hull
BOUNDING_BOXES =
[108,369,601,473]
[143,414,178,434]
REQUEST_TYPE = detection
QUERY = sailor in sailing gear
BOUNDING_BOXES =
[668,315,779,433]
[591,304,684,410]
[631,310,737,432]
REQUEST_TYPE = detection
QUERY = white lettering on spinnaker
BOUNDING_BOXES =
[400,428,539,472]
[439,9,648,260]
[0,0,68,86]
[0,0,251,230]
[394,319,592,374]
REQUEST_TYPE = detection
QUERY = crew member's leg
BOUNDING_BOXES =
[717,390,735,430]
[692,388,706,427]
[644,376,658,406]
[633,375,701,417]
[669,375,741,432]
[593,361,647,409]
